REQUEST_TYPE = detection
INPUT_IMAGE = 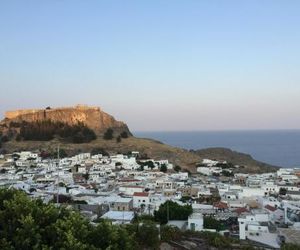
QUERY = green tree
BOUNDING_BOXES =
[52,148,68,159]
[90,147,109,156]
[137,161,155,170]
[133,214,155,223]
[174,165,181,172]
[88,220,135,250]
[160,164,167,173]
[154,201,193,224]
[15,134,22,141]
[203,216,225,231]
[180,196,192,203]
[136,222,159,248]
[279,188,287,196]
[161,225,182,241]
[103,128,114,140]
[221,170,234,177]
[120,131,129,138]
[0,189,136,250]
[18,120,96,143]
[116,136,122,143]
[1,135,9,143]
[281,243,300,250]
[115,162,122,167]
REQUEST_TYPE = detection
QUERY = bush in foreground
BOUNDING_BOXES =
[0,189,134,250]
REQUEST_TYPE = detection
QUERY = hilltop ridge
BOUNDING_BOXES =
[2,105,131,135]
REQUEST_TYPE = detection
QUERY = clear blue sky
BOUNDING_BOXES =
[1,1,300,131]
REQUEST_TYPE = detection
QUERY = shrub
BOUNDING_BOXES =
[90,148,109,156]
[136,222,159,248]
[9,122,21,128]
[103,128,114,140]
[221,170,234,177]
[174,165,181,172]
[15,134,22,141]
[116,136,121,143]
[161,225,182,241]
[133,214,155,223]
[138,160,155,170]
[281,243,300,250]
[160,164,167,173]
[203,216,225,231]
[1,135,9,143]
[120,131,129,138]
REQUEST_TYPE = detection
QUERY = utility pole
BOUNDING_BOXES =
[56,145,60,204]
[122,206,125,224]
[167,199,169,222]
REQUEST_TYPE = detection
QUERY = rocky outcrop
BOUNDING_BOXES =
[2,105,131,135]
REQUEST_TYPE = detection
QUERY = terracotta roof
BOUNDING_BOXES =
[119,179,140,182]
[213,201,228,209]
[120,185,143,188]
[234,207,249,215]
[265,204,277,212]
[133,192,149,197]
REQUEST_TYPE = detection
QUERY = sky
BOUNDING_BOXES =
[0,1,300,131]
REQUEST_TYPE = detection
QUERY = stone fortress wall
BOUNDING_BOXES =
[5,105,99,119]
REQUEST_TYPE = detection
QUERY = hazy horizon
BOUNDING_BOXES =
[1,1,300,131]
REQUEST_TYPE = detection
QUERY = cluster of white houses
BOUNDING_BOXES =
[1,151,300,248]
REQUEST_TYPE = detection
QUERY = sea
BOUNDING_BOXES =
[133,130,300,168]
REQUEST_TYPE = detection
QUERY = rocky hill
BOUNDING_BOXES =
[1,105,131,135]
[0,105,279,173]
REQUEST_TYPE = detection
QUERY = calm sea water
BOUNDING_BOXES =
[133,130,300,168]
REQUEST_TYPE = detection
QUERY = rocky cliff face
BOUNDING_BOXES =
[1,105,131,135]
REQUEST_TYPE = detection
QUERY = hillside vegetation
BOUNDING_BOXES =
[14,120,97,143]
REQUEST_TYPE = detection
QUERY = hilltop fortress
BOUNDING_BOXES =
[3,105,131,135]
[5,105,98,119]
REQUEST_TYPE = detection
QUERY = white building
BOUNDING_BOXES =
[238,210,270,240]
[238,187,266,199]
[133,192,150,209]
[101,211,134,224]
[188,213,204,231]
[119,185,144,195]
